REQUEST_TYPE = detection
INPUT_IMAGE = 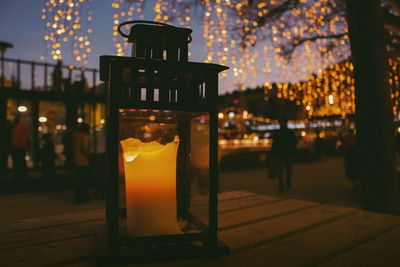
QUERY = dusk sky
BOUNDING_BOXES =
[0,0,220,88]
[0,0,324,94]
[1,0,109,65]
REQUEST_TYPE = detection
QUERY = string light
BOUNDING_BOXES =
[42,0,93,65]
[267,58,400,118]
[107,0,400,119]
[112,0,145,56]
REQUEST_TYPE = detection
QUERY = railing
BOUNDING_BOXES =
[0,57,104,95]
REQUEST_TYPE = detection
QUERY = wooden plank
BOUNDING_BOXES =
[0,220,99,251]
[211,210,400,267]
[0,209,104,235]
[0,192,254,236]
[218,191,256,201]
[191,191,256,208]
[0,192,270,253]
[218,199,318,230]
[219,194,278,214]
[190,191,257,213]
[63,261,96,267]
[219,204,356,251]
[321,226,400,267]
[0,236,95,266]
[0,192,371,267]
[0,193,291,266]
[192,194,278,218]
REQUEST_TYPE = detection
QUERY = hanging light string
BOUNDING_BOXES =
[42,0,93,65]
[107,0,400,118]
[112,0,146,56]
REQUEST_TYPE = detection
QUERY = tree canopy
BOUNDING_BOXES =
[234,0,400,59]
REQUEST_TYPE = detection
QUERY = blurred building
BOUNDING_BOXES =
[0,58,105,169]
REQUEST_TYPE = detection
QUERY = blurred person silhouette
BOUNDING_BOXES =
[270,118,297,192]
[73,72,88,93]
[395,130,400,155]
[313,130,323,159]
[341,130,356,155]
[343,142,362,198]
[52,60,63,92]
[80,72,89,92]
[344,143,359,182]
[11,115,29,179]
[73,123,90,203]
[0,119,12,178]
[62,129,73,168]
[40,133,56,180]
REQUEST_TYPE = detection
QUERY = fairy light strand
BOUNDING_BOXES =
[42,0,93,65]
[106,0,400,118]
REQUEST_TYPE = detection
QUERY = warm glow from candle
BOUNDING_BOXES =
[120,135,180,237]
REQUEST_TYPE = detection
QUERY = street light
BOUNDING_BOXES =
[97,21,228,263]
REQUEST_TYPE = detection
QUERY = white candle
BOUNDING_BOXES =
[120,136,180,236]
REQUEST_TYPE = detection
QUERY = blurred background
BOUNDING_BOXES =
[1,0,399,221]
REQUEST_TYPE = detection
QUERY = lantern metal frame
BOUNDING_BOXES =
[97,21,229,264]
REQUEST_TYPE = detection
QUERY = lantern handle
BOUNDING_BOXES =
[118,20,192,43]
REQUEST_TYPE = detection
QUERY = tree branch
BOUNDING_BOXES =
[254,0,300,28]
[279,33,347,61]
[293,33,347,47]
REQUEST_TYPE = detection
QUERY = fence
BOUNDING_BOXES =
[0,57,103,95]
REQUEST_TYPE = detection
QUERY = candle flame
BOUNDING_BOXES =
[121,136,180,164]
[124,153,139,162]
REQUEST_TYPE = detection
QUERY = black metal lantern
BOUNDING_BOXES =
[97,21,229,263]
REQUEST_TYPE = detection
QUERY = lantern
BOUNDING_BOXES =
[97,21,229,263]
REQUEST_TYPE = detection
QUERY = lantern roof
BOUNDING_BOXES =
[126,23,192,45]
[100,56,228,82]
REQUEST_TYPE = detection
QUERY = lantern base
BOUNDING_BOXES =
[96,224,230,265]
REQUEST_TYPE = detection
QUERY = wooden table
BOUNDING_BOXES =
[1,191,400,266]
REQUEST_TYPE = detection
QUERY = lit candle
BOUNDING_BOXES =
[120,135,180,237]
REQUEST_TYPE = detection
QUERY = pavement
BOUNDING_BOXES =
[0,155,360,222]
[220,156,361,209]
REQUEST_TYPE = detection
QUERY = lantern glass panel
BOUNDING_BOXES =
[118,109,210,238]
[188,114,210,222]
